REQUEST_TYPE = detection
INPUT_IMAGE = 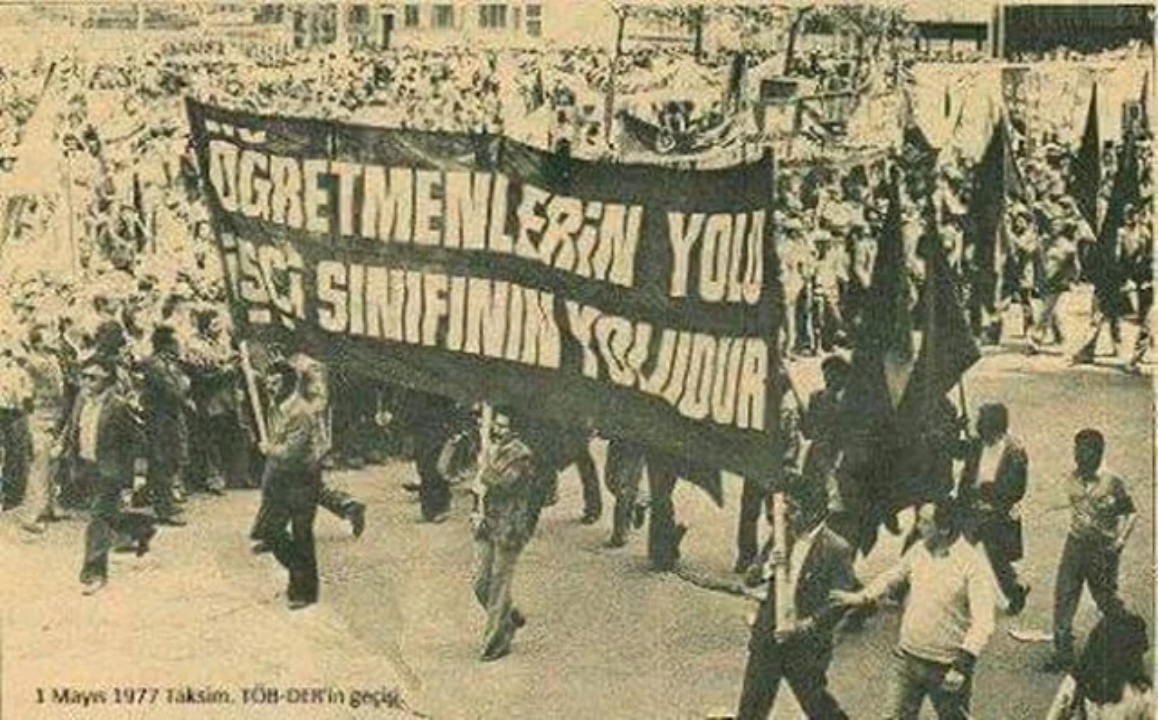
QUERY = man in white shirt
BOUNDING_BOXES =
[832,500,997,719]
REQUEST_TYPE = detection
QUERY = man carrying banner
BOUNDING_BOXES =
[250,359,366,551]
[471,407,545,661]
[258,354,328,610]
[736,472,859,719]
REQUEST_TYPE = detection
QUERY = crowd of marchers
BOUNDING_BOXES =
[0,35,1153,720]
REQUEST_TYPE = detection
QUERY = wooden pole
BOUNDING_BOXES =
[238,340,268,446]
[471,403,494,503]
[772,491,792,629]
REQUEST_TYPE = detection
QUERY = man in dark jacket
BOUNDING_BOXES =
[139,326,188,525]
[72,361,152,595]
[736,473,860,719]
[959,403,1030,615]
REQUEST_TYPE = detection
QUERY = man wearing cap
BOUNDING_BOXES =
[71,360,151,595]
[736,474,859,719]
[139,326,189,525]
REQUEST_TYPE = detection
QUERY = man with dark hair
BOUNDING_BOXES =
[250,359,366,551]
[19,325,68,534]
[139,325,189,526]
[71,361,153,595]
[735,473,859,719]
[958,403,1031,614]
[833,500,997,719]
[470,408,546,661]
[1043,429,1137,673]
[259,355,328,610]
[737,369,802,574]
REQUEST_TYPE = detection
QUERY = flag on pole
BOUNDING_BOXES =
[1069,83,1100,230]
[1089,132,1141,318]
[890,230,980,506]
[836,169,914,552]
[965,112,1022,329]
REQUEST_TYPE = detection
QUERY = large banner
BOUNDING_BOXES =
[186,99,781,480]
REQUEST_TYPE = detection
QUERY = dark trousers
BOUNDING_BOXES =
[1053,533,1124,660]
[145,454,182,519]
[205,411,248,488]
[977,529,1021,603]
[737,478,770,569]
[647,456,680,571]
[318,484,357,518]
[266,485,320,603]
[79,461,143,582]
[573,447,602,515]
[473,535,524,659]
[1,412,31,509]
[414,430,450,520]
[252,477,352,541]
[605,439,645,543]
[1132,286,1153,363]
[737,634,847,720]
[885,649,973,719]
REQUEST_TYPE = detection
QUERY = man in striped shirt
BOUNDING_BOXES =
[832,500,997,719]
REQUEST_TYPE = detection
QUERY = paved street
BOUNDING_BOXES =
[2,299,1153,720]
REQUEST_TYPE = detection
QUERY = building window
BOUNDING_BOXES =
[479,4,507,30]
[404,4,419,28]
[526,3,541,36]
[433,4,454,29]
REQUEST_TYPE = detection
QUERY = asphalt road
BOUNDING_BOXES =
[3,294,1153,720]
[305,345,1152,719]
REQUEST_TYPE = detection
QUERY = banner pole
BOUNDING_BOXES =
[63,149,78,277]
[772,491,791,630]
[239,340,269,446]
[957,378,970,432]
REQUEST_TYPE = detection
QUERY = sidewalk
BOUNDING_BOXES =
[0,489,422,720]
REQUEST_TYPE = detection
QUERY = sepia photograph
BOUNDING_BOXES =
[0,1,1153,717]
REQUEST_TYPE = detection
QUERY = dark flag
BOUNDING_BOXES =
[891,231,981,508]
[1070,83,1100,229]
[906,234,980,411]
[836,170,914,553]
[965,112,1023,331]
[1090,134,1142,317]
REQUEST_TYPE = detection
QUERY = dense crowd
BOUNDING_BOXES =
[0,25,1153,719]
